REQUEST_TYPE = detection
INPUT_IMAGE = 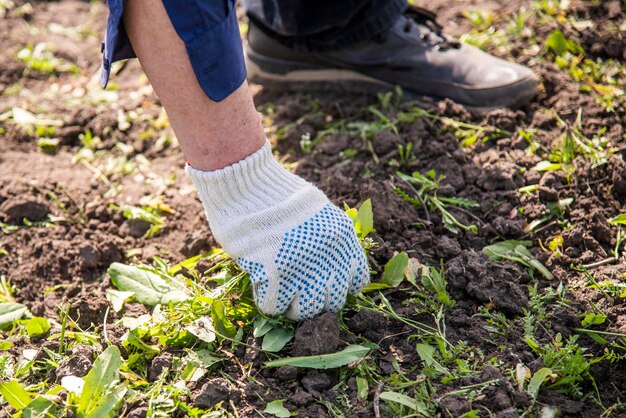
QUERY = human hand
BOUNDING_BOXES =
[186,141,370,320]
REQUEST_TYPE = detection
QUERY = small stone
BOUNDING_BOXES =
[492,390,513,411]
[439,395,470,416]
[538,186,559,203]
[126,406,148,418]
[126,219,151,238]
[180,231,209,257]
[55,345,94,379]
[292,313,340,356]
[79,243,99,269]
[277,366,298,381]
[148,352,173,382]
[290,390,314,406]
[192,378,232,408]
[0,198,49,223]
[497,407,519,418]
[301,370,331,393]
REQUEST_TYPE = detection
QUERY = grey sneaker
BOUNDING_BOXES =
[246,6,538,110]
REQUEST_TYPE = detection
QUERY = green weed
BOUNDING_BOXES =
[109,199,173,238]
[527,334,598,399]
[396,170,479,234]
[17,43,79,75]
[483,240,553,280]
[398,106,512,147]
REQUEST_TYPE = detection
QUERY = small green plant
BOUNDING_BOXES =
[396,170,479,234]
[109,199,173,238]
[253,316,294,352]
[16,43,79,75]
[421,262,455,308]
[397,107,512,147]
[482,240,553,280]
[345,198,377,252]
[396,141,416,167]
[522,283,568,339]
[463,9,495,30]
[526,334,598,399]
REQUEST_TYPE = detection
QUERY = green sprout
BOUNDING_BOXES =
[395,170,479,234]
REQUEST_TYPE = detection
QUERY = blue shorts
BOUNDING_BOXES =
[100,0,246,102]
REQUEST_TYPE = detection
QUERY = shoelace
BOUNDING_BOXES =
[379,6,461,50]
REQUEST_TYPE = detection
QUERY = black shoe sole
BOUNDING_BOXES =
[246,46,537,112]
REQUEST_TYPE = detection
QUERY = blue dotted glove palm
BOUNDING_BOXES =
[186,141,370,320]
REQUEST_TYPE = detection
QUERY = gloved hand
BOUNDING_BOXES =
[186,141,370,320]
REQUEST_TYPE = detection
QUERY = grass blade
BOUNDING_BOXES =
[265,344,370,369]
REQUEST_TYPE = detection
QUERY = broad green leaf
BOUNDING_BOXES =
[545,30,568,55]
[356,377,369,402]
[123,329,160,354]
[78,346,122,415]
[108,262,189,306]
[0,302,28,327]
[262,327,293,352]
[482,241,553,280]
[404,258,421,286]
[584,331,607,345]
[253,316,273,338]
[25,317,50,337]
[0,380,32,410]
[194,349,222,367]
[545,30,583,56]
[345,207,358,221]
[528,367,554,399]
[86,386,127,418]
[211,300,237,339]
[581,313,606,327]
[22,396,57,417]
[380,391,427,413]
[265,344,370,369]
[0,341,13,350]
[482,240,531,256]
[380,252,409,287]
[355,199,374,238]
[609,214,626,226]
[415,343,450,375]
[105,289,135,313]
[263,399,291,417]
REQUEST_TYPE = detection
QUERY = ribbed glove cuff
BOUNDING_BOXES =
[185,141,309,218]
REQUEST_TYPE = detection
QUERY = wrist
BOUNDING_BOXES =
[185,140,320,218]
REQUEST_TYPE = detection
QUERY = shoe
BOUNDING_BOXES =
[245,6,538,110]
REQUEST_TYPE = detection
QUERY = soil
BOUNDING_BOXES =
[1,0,625,417]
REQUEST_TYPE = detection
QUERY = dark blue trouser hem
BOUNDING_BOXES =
[244,0,408,52]
[100,0,245,102]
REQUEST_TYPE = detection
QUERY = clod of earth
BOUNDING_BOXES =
[291,312,341,356]
[0,198,50,223]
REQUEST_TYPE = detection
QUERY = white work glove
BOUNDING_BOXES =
[186,141,370,320]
